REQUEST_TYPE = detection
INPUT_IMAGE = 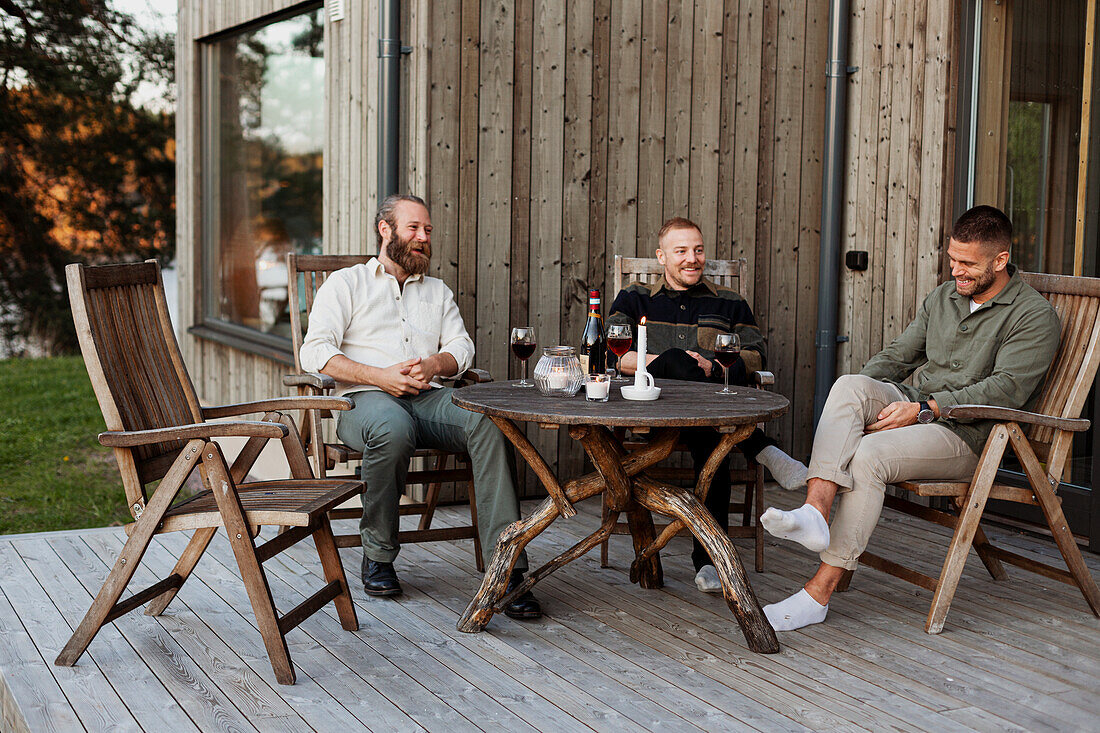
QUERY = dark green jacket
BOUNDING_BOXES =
[860,265,1061,455]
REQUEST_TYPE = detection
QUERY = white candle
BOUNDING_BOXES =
[634,318,648,387]
[585,377,610,400]
[548,368,569,390]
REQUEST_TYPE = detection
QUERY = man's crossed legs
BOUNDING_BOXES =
[760,375,977,630]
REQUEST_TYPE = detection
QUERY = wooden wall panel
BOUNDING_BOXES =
[180,0,962,476]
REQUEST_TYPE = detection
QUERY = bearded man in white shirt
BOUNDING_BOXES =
[300,194,541,620]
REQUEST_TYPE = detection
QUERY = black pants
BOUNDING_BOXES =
[647,349,774,570]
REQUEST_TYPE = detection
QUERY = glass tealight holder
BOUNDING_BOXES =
[584,373,611,402]
[533,346,584,397]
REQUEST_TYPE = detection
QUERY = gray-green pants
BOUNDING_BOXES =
[337,387,527,571]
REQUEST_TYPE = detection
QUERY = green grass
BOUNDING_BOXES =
[0,356,132,535]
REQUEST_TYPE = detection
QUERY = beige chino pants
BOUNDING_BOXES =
[808,374,978,570]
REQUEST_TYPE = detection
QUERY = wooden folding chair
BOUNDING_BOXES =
[282,253,488,570]
[57,261,362,685]
[843,271,1100,633]
[600,255,775,572]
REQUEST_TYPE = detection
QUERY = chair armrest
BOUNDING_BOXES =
[282,371,335,391]
[203,396,354,419]
[455,367,493,385]
[942,404,1090,432]
[752,370,775,388]
[99,421,289,448]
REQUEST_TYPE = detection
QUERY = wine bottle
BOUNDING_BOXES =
[579,288,606,375]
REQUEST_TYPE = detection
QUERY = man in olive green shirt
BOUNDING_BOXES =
[760,205,1061,631]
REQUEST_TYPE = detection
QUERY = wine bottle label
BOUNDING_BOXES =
[579,354,590,374]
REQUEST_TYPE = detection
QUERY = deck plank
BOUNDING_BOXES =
[79,531,299,732]
[14,537,199,733]
[2,496,1099,732]
[0,574,82,733]
[396,542,763,732]
[0,542,141,732]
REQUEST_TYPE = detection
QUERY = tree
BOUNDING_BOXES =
[0,1,175,355]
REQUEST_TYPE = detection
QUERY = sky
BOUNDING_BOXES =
[111,0,176,111]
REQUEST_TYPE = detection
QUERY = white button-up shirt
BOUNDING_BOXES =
[299,258,475,396]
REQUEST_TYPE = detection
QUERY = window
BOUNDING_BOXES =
[200,6,323,344]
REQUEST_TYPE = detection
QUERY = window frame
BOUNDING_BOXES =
[190,1,324,362]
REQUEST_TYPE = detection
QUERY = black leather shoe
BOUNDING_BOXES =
[361,557,402,597]
[503,570,542,620]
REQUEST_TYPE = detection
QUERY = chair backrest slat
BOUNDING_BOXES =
[613,256,746,302]
[287,253,374,371]
[1019,273,1100,476]
[67,261,204,491]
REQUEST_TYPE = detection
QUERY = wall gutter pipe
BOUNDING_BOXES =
[813,0,851,425]
[378,0,401,203]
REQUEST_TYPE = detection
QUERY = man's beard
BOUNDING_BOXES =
[955,260,997,298]
[387,231,431,275]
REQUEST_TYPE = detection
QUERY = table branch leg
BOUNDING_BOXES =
[493,510,621,612]
[696,428,750,500]
[489,416,576,518]
[626,499,664,589]
[634,477,779,653]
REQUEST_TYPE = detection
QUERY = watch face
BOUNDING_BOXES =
[918,409,935,424]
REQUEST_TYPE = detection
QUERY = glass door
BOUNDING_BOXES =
[965,0,1100,547]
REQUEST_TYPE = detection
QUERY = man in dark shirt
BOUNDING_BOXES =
[608,217,807,593]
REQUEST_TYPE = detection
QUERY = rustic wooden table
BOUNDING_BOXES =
[452,379,789,653]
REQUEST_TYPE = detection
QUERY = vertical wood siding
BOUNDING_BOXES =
[178,0,959,478]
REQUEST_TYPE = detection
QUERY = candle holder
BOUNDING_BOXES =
[533,346,584,397]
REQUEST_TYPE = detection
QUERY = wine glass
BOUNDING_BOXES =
[713,333,741,394]
[606,324,632,382]
[510,326,537,387]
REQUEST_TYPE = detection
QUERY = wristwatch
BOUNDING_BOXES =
[917,400,936,424]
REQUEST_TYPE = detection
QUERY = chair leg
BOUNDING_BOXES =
[753,464,764,572]
[203,444,295,685]
[56,440,204,667]
[467,476,484,573]
[146,527,216,616]
[312,515,359,631]
[56,524,155,666]
[952,497,1008,581]
[1034,480,1100,617]
[926,425,1007,634]
[600,493,611,568]
[418,453,447,531]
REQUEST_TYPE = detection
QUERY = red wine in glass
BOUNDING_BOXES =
[510,326,536,387]
[511,342,537,360]
[713,348,740,368]
[607,336,632,357]
[714,333,740,394]
[606,324,632,382]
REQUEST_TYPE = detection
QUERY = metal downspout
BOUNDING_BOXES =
[378,0,401,203]
[813,0,851,424]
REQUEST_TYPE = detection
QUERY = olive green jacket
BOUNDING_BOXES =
[860,265,1061,455]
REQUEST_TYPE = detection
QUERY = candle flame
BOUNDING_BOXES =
[640,317,646,325]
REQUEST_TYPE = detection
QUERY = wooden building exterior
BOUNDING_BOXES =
[174,1,1047,493]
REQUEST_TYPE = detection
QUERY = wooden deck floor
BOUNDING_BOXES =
[2,490,1100,732]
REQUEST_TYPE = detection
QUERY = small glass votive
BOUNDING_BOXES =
[584,373,611,402]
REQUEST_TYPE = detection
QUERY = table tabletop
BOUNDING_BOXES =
[452,378,789,428]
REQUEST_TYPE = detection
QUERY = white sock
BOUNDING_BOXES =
[755,445,808,491]
[764,588,828,631]
[694,565,722,594]
[761,504,830,553]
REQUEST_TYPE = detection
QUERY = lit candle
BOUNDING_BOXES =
[585,374,610,401]
[548,367,569,390]
[634,317,648,388]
